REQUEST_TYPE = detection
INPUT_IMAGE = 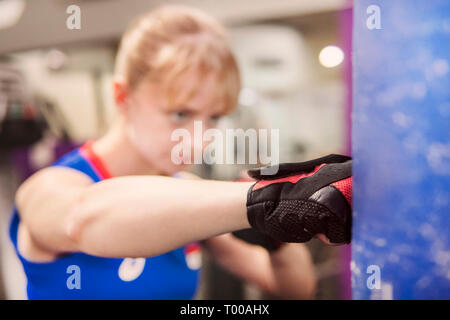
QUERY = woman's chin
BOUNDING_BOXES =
[164,164,190,177]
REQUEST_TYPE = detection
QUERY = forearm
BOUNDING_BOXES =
[269,244,317,299]
[69,176,252,258]
[206,235,316,299]
[204,234,278,294]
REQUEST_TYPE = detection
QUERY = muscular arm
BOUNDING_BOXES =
[16,167,252,258]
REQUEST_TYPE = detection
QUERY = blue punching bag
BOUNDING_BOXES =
[352,0,450,299]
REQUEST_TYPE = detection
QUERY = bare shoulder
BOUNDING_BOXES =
[16,166,93,212]
[19,166,93,193]
[15,166,94,262]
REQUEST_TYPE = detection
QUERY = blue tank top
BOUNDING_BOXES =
[9,141,202,299]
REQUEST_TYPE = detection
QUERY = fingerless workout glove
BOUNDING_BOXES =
[246,154,352,244]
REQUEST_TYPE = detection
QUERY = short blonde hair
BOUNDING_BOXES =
[115,5,241,112]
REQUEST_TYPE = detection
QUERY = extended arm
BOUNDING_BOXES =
[17,167,252,258]
[17,154,352,260]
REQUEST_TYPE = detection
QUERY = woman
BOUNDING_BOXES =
[10,5,352,299]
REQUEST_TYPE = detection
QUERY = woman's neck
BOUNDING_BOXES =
[90,118,162,177]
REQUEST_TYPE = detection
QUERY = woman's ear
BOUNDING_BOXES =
[113,77,131,114]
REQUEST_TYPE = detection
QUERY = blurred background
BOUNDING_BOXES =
[0,0,353,299]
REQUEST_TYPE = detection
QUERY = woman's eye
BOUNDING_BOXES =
[209,114,222,124]
[171,111,189,123]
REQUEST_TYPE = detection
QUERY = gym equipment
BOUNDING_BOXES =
[352,0,450,299]
[0,65,45,148]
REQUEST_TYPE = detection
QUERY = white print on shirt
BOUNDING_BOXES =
[118,258,146,282]
[184,245,202,270]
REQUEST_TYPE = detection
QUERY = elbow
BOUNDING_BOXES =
[65,212,83,250]
[64,191,122,258]
[65,192,94,252]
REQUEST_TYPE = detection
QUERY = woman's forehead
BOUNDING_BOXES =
[138,72,229,114]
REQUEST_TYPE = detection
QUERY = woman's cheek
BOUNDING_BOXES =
[126,123,155,159]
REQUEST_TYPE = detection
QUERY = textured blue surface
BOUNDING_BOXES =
[352,0,450,299]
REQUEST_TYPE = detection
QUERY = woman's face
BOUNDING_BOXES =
[120,73,228,176]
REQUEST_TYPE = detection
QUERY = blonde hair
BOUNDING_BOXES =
[115,5,241,112]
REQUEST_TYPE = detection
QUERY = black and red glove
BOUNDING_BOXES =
[246,154,352,244]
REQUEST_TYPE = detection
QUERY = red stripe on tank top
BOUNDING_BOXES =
[79,140,113,180]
